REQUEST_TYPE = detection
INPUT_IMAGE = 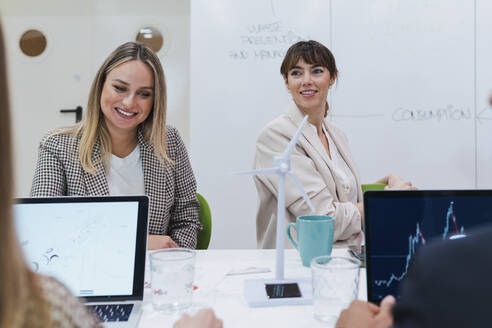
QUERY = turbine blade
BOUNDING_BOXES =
[288,172,316,213]
[232,167,278,176]
[283,115,309,158]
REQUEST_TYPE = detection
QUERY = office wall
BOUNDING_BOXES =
[1,0,191,196]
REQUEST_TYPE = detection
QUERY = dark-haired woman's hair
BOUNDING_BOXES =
[280,40,338,81]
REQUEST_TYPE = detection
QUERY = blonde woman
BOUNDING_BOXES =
[31,42,201,250]
[2,28,222,327]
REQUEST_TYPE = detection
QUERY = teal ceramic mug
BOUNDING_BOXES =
[286,215,335,267]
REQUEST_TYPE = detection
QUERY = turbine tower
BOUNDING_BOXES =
[238,115,316,307]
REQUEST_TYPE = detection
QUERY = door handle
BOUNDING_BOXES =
[60,106,83,123]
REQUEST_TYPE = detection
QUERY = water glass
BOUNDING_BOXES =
[311,256,361,324]
[149,249,196,313]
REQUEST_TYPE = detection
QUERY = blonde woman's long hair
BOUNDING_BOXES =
[56,41,170,174]
[0,23,51,327]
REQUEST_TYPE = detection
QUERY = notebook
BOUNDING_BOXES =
[364,190,492,304]
[14,196,149,328]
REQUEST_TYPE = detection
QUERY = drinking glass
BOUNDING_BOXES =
[150,249,196,313]
[311,256,361,324]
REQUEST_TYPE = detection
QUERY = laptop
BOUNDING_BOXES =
[14,196,149,327]
[364,190,492,304]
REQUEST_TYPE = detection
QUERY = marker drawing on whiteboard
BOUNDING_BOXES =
[247,21,282,34]
[229,21,303,61]
[476,107,492,124]
[392,105,471,122]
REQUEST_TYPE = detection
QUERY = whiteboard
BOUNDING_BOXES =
[477,0,492,188]
[330,0,475,188]
[190,0,492,248]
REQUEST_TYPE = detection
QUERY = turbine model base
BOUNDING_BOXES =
[244,277,313,307]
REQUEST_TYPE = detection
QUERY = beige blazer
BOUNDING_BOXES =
[254,102,363,249]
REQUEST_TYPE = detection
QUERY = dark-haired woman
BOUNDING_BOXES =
[254,40,414,248]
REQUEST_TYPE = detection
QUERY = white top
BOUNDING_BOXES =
[309,123,358,203]
[107,146,145,196]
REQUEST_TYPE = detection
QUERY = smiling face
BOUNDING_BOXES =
[284,59,334,115]
[100,60,154,137]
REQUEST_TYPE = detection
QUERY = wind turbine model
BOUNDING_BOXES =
[237,115,316,307]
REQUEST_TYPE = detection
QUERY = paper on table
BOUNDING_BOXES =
[226,267,271,276]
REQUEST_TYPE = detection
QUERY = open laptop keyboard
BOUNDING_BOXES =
[88,304,133,322]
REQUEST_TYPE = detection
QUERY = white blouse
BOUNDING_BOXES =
[309,123,358,203]
[107,145,145,196]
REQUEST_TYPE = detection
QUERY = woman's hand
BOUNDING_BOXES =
[148,235,179,250]
[336,296,395,328]
[377,173,417,190]
[173,309,223,328]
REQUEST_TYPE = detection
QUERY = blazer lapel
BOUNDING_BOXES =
[324,121,362,201]
[285,103,339,198]
[83,140,109,195]
[137,129,168,201]
[286,103,335,171]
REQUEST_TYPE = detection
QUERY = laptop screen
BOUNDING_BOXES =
[364,190,492,303]
[14,196,149,300]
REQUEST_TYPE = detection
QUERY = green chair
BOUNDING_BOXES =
[196,193,212,250]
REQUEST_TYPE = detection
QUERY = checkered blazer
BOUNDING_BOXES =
[30,126,201,249]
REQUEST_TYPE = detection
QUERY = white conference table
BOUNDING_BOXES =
[139,249,366,328]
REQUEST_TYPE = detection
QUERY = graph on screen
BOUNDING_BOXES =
[374,202,465,288]
[366,191,492,302]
